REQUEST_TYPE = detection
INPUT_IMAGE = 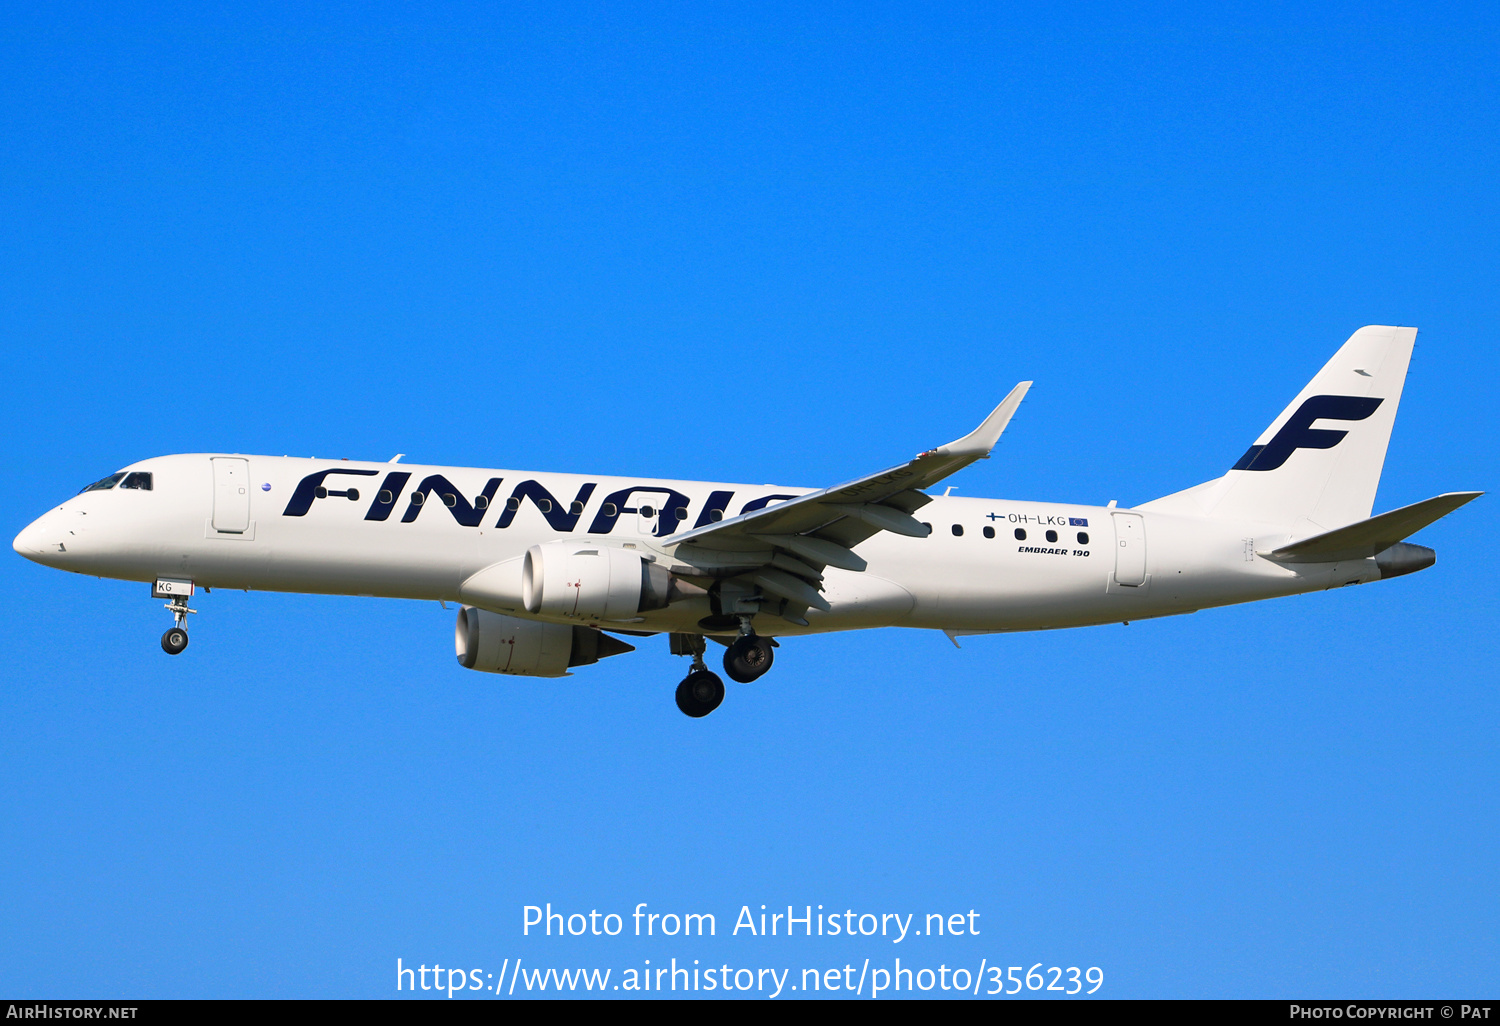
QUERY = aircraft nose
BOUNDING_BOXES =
[13,518,46,559]
[13,511,67,565]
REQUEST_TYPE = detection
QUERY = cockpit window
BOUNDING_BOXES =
[120,472,153,490]
[79,473,126,493]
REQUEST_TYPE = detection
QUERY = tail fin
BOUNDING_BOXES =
[1140,325,1417,531]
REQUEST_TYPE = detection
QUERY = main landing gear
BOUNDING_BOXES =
[676,669,725,718]
[672,618,778,717]
[724,630,775,683]
[674,634,725,718]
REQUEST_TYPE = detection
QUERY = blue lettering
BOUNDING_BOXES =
[694,490,736,528]
[282,468,379,517]
[364,471,412,522]
[400,475,502,527]
[588,486,691,536]
[494,480,596,532]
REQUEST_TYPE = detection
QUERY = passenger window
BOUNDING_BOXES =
[709,509,724,522]
[601,503,618,517]
[443,493,458,507]
[1014,528,1026,541]
[120,472,153,490]
[315,486,328,499]
[1046,530,1058,543]
[506,497,521,511]
[536,498,553,513]
[80,473,126,493]
[675,507,688,520]
[378,490,394,504]
[983,526,995,539]
[1077,531,1089,545]
[474,495,488,510]
[951,524,963,537]
[640,505,655,518]
[346,489,360,502]
[411,491,425,505]
[570,501,585,515]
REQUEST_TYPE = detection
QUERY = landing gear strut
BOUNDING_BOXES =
[723,617,774,683]
[672,633,724,717]
[154,578,196,655]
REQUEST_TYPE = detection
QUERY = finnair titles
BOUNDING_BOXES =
[14,326,1480,717]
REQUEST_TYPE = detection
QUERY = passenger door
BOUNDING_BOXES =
[211,458,252,533]
[1111,511,1147,587]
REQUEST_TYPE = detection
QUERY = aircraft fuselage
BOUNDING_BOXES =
[13,452,1376,637]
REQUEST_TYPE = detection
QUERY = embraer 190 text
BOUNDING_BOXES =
[14,327,1481,716]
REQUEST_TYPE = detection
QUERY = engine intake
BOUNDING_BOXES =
[522,542,671,621]
[455,606,635,677]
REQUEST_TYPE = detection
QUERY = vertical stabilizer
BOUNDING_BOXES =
[1141,326,1416,532]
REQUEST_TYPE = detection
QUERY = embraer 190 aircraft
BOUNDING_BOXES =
[13,326,1481,716]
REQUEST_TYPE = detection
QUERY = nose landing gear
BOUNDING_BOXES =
[153,578,196,655]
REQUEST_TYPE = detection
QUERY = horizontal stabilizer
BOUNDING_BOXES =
[1262,491,1482,563]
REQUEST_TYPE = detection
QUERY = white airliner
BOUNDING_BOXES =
[13,326,1481,716]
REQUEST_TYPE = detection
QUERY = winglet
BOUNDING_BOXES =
[930,381,1032,459]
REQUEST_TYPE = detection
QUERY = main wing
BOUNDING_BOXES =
[659,381,1031,624]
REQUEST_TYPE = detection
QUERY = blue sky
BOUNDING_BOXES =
[1,2,1495,998]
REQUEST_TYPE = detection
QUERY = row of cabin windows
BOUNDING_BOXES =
[298,485,741,522]
[318,488,720,517]
[948,523,1089,545]
[359,492,715,520]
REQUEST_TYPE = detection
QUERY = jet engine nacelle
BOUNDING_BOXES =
[522,541,671,621]
[455,606,635,677]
